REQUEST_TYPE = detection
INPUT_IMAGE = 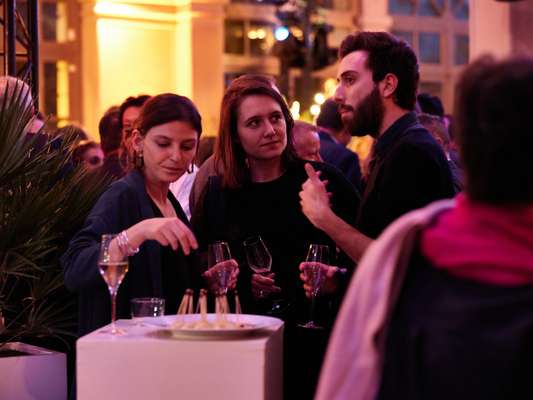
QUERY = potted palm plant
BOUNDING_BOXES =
[0,81,106,399]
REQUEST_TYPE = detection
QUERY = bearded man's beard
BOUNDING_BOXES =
[342,85,384,138]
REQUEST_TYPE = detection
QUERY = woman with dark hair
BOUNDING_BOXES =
[62,93,234,336]
[192,75,359,399]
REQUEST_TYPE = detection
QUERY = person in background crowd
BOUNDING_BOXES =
[292,120,322,162]
[317,54,533,400]
[316,99,352,147]
[118,95,150,170]
[72,140,104,171]
[196,136,216,167]
[418,113,463,192]
[417,92,444,117]
[299,31,454,266]
[0,76,46,138]
[61,93,236,337]
[316,98,362,191]
[417,92,463,168]
[0,75,33,109]
[98,106,125,180]
[192,74,359,399]
[55,124,89,144]
[169,161,198,221]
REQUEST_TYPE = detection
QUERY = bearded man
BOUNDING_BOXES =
[299,31,454,265]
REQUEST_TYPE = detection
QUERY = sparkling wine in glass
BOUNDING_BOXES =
[208,241,232,295]
[299,244,329,329]
[98,234,129,335]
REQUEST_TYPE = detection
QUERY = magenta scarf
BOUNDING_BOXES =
[421,194,533,286]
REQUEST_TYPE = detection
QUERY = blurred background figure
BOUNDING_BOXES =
[170,163,197,221]
[98,105,125,180]
[196,136,216,167]
[316,98,361,191]
[118,95,150,169]
[417,92,444,118]
[417,92,462,168]
[54,124,89,144]
[292,121,322,162]
[418,113,463,193]
[72,140,104,171]
[316,98,352,146]
[174,136,217,219]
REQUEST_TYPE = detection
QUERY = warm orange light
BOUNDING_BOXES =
[324,78,337,97]
[93,1,175,22]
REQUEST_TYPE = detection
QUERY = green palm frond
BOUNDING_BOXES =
[0,80,108,346]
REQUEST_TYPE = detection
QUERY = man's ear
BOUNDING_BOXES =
[381,73,399,99]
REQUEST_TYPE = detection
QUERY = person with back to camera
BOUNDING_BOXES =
[61,93,237,337]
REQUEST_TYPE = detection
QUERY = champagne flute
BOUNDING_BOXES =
[299,244,329,329]
[98,234,129,335]
[243,236,272,298]
[208,241,232,295]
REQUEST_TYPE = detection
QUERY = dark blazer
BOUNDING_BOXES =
[61,169,197,336]
[318,131,362,192]
[357,113,454,239]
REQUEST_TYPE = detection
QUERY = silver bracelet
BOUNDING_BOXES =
[117,230,139,257]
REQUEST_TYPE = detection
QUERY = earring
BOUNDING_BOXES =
[134,151,144,169]
[187,161,194,174]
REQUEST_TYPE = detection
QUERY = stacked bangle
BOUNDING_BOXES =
[116,230,139,257]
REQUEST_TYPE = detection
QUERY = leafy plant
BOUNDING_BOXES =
[0,81,107,349]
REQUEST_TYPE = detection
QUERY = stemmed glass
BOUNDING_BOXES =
[98,234,129,335]
[208,241,232,295]
[299,244,329,329]
[243,236,272,298]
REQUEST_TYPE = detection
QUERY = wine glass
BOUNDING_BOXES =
[207,241,232,295]
[98,234,129,335]
[299,244,329,329]
[243,236,272,298]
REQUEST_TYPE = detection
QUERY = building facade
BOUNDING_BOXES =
[5,0,531,138]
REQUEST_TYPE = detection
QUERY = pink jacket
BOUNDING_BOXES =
[315,199,455,400]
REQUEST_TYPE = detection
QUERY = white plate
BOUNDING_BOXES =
[148,314,275,340]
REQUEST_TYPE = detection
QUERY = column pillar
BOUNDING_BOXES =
[470,0,533,60]
[79,0,226,137]
[356,0,393,32]
[175,0,228,136]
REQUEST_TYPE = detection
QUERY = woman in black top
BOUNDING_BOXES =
[62,93,234,336]
[192,75,359,398]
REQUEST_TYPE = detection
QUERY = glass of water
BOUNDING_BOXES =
[130,297,165,325]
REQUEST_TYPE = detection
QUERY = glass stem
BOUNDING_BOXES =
[111,291,117,333]
[309,294,317,324]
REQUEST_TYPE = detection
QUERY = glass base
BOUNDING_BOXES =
[99,326,126,335]
[298,321,323,330]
